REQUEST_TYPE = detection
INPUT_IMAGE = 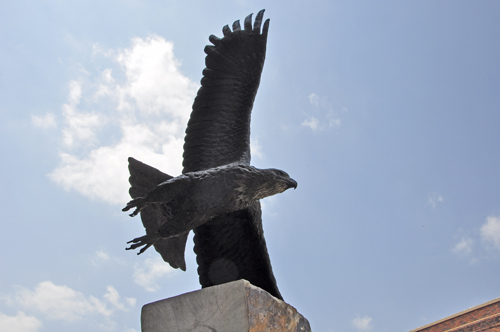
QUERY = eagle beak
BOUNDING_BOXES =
[288,178,298,190]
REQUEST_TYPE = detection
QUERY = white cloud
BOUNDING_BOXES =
[62,107,106,148]
[481,216,500,250]
[68,80,82,105]
[96,250,110,261]
[0,311,42,332]
[302,117,319,131]
[59,80,107,148]
[11,281,134,323]
[352,315,373,331]
[14,281,111,321]
[327,114,341,128]
[133,256,176,292]
[452,237,474,256]
[103,286,136,311]
[50,36,198,205]
[91,250,110,266]
[308,93,320,106]
[428,193,444,208]
[114,37,194,118]
[90,249,128,268]
[303,93,342,131]
[250,137,263,159]
[31,113,57,129]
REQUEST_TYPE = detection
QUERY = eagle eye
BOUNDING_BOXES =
[274,169,288,177]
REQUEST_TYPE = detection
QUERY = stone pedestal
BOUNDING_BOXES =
[141,279,311,332]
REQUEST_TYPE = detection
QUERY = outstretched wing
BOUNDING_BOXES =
[182,9,270,173]
[182,10,283,300]
[194,201,283,299]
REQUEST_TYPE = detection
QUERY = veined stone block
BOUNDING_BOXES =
[141,279,311,332]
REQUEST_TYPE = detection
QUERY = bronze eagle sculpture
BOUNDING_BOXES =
[123,10,295,300]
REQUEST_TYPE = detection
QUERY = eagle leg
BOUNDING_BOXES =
[126,234,159,255]
[122,197,148,217]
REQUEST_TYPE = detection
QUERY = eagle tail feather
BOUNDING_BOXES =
[127,157,188,271]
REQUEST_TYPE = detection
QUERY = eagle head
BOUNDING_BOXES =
[267,168,297,191]
[244,167,297,200]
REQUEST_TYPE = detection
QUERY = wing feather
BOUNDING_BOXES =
[182,9,270,173]
[232,20,241,32]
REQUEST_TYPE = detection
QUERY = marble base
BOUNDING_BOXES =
[141,279,311,332]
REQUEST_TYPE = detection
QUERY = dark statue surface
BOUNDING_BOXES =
[123,10,295,301]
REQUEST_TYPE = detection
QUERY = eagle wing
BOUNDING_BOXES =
[182,10,269,172]
[182,10,283,299]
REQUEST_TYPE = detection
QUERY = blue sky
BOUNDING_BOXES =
[2,1,500,331]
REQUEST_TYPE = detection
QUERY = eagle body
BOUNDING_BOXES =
[124,10,293,300]
[124,163,296,240]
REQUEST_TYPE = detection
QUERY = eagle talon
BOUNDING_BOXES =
[126,234,159,255]
[122,197,147,217]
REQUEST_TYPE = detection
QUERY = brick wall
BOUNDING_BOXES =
[410,297,500,332]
